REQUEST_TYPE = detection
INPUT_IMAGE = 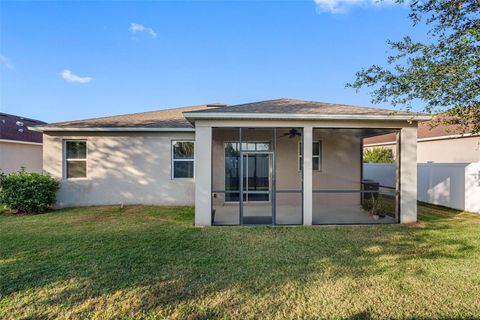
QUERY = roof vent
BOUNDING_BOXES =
[16,121,25,126]
[18,128,24,133]
[206,103,227,108]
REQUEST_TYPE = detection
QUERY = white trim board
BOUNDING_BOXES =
[0,139,42,146]
[30,112,431,133]
[364,133,479,147]
[29,126,195,133]
[183,112,431,121]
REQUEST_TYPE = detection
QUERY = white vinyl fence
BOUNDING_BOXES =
[363,162,480,213]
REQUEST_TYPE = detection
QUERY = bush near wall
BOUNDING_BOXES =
[363,147,394,163]
[0,169,59,213]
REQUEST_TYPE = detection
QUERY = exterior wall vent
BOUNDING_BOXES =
[206,103,227,108]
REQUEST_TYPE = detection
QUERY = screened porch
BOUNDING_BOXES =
[209,127,400,226]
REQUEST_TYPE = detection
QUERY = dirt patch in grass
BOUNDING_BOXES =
[62,205,144,224]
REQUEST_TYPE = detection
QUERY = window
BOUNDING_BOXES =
[298,141,321,171]
[172,141,194,178]
[65,140,87,179]
[241,142,270,151]
[225,141,270,153]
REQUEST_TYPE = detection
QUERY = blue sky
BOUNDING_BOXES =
[0,0,428,123]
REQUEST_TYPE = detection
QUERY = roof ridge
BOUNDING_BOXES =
[186,98,420,115]
[280,98,403,112]
[226,98,288,108]
[223,98,405,113]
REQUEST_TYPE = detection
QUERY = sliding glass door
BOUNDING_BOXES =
[225,142,272,203]
[241,152,274,225]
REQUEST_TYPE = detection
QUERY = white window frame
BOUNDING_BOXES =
[298,141,322,172]
[63,139,88,180]
[171,140,195,179]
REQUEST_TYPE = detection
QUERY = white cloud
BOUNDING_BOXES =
[0,54,14,70]
[129,22,157,38]
[314,0,396,13]
[61,70,92,83]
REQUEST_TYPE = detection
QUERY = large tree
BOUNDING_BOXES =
[348,0,480,133]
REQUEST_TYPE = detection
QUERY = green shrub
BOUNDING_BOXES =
[0,169,60,213]
[363,147,394,163]
[362,194,386,216]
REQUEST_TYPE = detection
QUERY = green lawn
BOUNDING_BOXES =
[1,204,480,319]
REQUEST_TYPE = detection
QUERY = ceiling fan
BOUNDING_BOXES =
[282,128,302,138]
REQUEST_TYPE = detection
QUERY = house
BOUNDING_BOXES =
[32,99,429,226]
[364,121,480,163]
[0,113,46,174]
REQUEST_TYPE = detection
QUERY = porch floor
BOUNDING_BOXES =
[212,204,396,225]
[313,205,396,224]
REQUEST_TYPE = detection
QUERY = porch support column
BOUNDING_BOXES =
[400,126,418,223]
[303,126,313,225]
[194,125,212,226]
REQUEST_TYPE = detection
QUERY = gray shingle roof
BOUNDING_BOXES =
[40,105,210,129]
[186,99,418,116]
[36,99,426,131]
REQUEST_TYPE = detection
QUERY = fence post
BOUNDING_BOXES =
[428,162,433,203]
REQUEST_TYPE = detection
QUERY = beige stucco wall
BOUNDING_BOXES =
[43,131,195,208]
[417,136,480,163]
[312,129,362,206]
[365,136,480,163]
[0,141,43,174]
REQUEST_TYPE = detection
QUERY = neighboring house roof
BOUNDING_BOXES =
[32,99,429,132]
[0,113,46,144]
[364,121,474,145]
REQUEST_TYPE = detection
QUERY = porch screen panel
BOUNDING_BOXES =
[211,128,240,225]
[311,128,400,225]
[362,129,400,220]
[274,128,303,225]
[241,128,275,225]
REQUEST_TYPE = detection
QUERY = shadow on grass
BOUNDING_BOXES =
[1,203,479,318]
